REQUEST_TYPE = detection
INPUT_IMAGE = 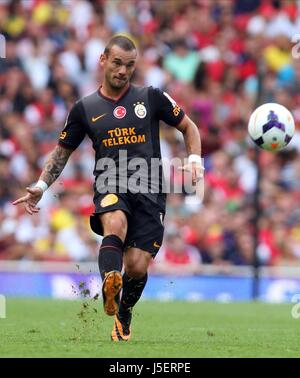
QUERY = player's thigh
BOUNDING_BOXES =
[90,193,131,241]
[125,194,166,258]
[123,247,153,278]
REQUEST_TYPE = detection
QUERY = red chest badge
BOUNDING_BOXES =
[113,106,126,119]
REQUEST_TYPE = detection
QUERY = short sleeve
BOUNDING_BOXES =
[150,87,185,126]
[58,101,86,150]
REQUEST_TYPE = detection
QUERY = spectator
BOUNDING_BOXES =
[163,38,201,83]
[153,226,201,275]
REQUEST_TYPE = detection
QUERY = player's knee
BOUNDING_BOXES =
[109,214,127,234]
[125,260,148,279]
[101,210,127,240]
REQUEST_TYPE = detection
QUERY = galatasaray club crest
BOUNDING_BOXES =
[101,194,119,207]
[134,102,147,119]
[113,106,126,119]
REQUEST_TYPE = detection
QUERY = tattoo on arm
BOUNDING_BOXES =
[39,145,73,187]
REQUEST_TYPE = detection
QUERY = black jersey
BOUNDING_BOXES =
[58,85,185,198]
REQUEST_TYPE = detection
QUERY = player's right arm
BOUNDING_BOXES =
[12,145,73,214]
[13,101,87,215]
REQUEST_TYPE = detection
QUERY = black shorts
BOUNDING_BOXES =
[90,192,166,257]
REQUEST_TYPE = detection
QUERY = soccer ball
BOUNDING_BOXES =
[248,103,295,152]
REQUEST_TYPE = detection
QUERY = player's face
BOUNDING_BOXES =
[100,45,137,90]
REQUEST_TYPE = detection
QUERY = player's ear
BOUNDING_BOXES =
[99,53,107,67]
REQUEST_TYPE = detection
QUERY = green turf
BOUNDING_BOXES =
[0,298,299,357]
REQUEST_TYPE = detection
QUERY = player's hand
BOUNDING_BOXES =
[12,187,43,215]
[178,162,205,185]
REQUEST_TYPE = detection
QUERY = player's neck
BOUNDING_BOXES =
[100,82,130,102]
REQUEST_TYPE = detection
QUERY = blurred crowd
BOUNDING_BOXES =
[1,0,300,271]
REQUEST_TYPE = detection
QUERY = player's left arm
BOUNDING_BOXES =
[175,114,204,185]
[150,87,204,185]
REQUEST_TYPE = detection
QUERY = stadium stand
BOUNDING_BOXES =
[1,0,300,270]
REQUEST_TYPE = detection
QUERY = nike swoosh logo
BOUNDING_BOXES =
[92,113,106,122]
[153,242,161,248]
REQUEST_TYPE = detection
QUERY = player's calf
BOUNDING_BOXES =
[98,234,124,315]
[119,272,148,312]
[98,234,124,279]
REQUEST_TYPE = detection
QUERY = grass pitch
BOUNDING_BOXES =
[0,298,299,357]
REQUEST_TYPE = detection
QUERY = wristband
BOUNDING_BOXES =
[35,180,48,193]
[188,154,202,165]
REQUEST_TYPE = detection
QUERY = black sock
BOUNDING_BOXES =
[119,273,148,313]
[98,234,124,280]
